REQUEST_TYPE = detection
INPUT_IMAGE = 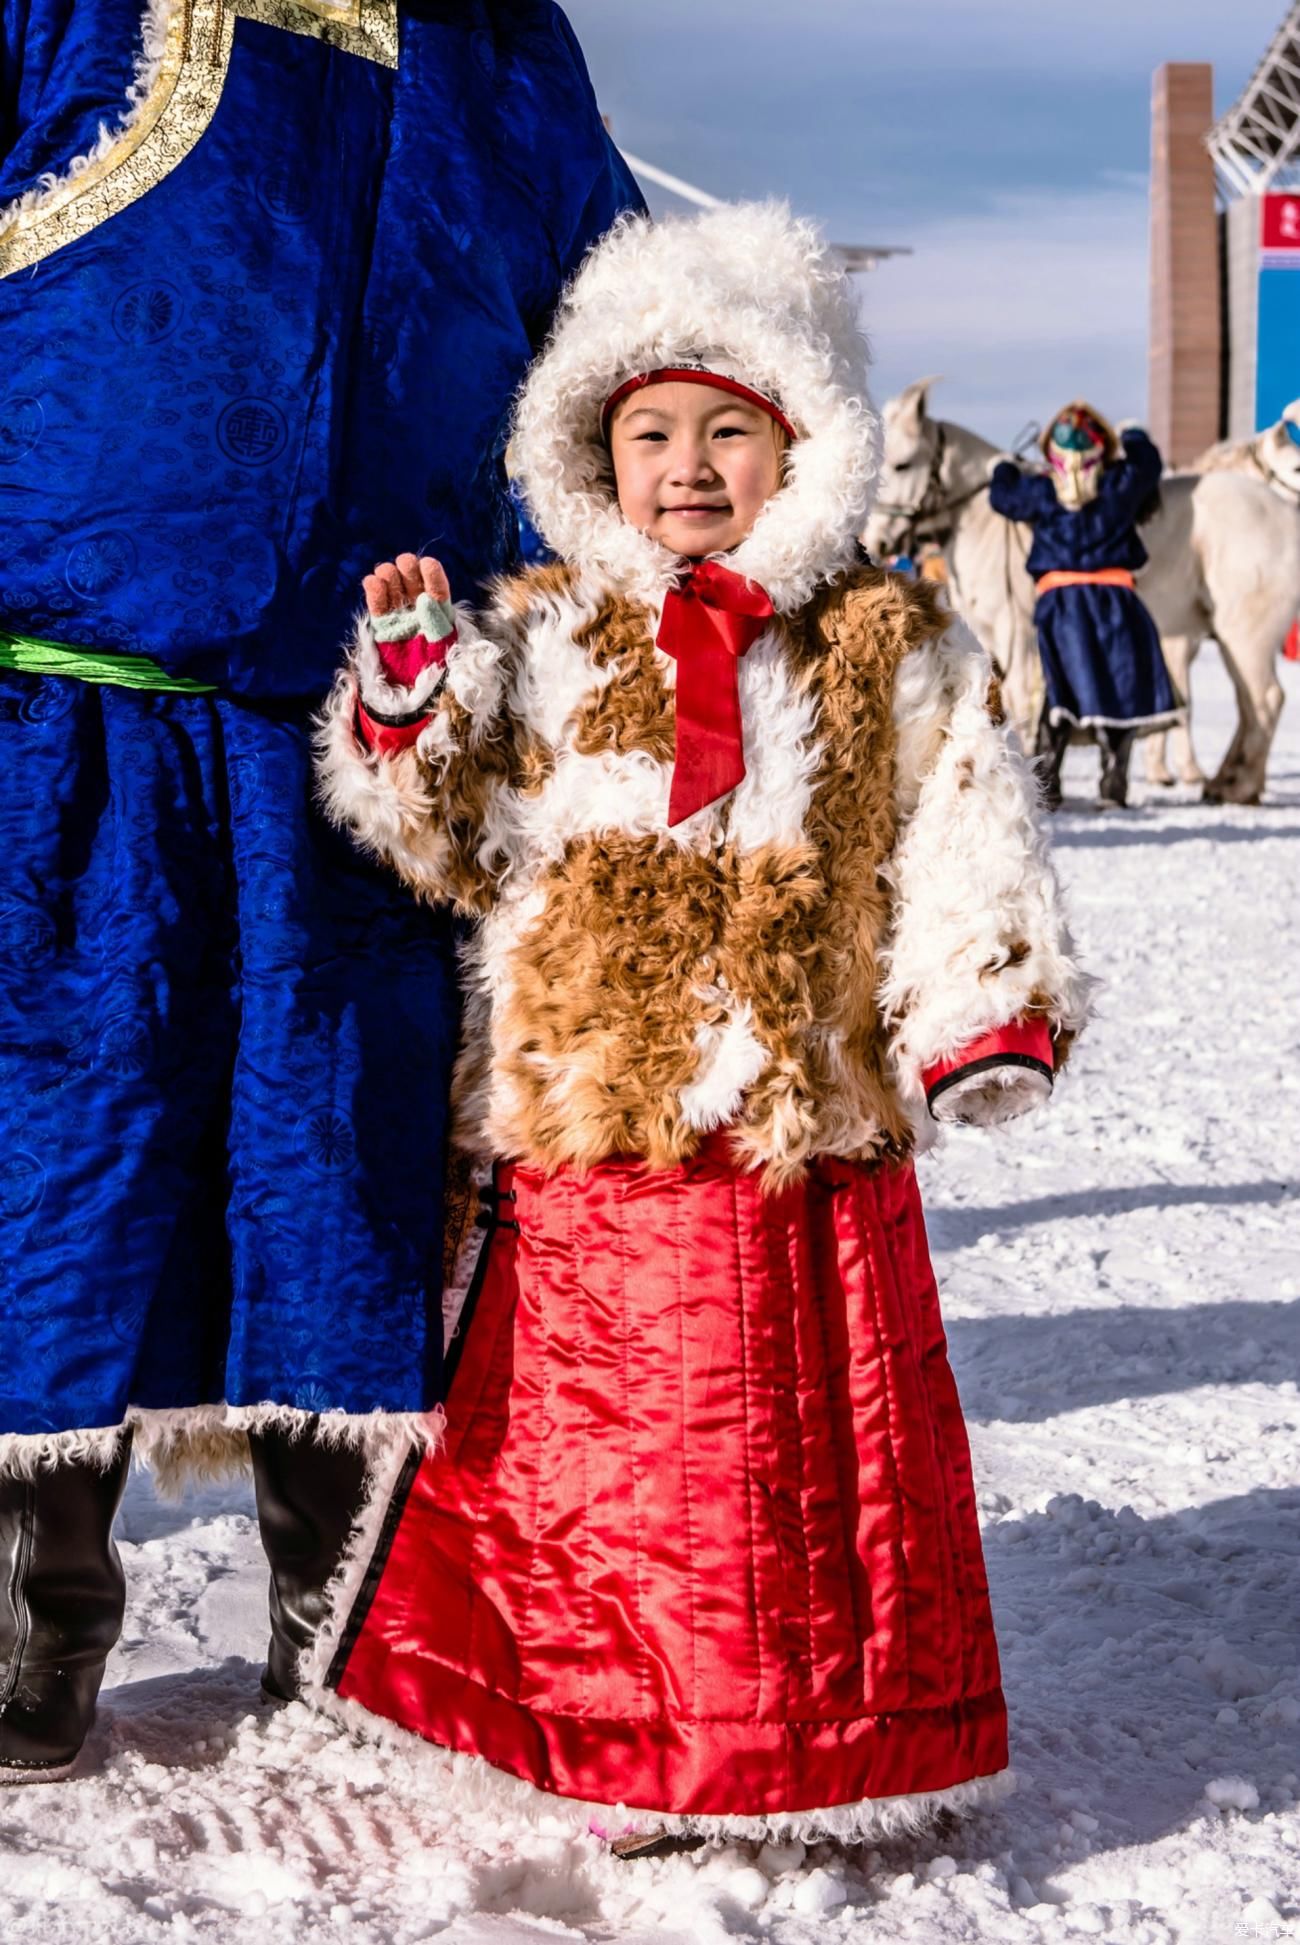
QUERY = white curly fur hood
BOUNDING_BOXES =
[509,202,880,616]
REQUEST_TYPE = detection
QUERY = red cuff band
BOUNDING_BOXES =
[356,703,427,756]
[922,1016,1055,1103]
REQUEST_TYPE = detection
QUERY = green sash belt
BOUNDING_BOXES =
[0,627,218,695]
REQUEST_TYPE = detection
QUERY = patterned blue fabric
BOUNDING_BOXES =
[0,2,640,697]
[0,679,460,1432]
[0,3,643,1437]
[989,432,1178,730]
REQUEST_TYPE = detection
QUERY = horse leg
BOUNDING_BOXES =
[995,612,1041,752]
[1205,636,1285,805]
[1144,627,1178,785]
[1152,633,1205,785]
[1144,731,1175,788]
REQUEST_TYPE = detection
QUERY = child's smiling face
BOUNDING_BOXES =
[607,382,786,558]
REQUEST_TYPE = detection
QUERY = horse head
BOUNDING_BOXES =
[863,376,947,558]
[1260,400,1300,504]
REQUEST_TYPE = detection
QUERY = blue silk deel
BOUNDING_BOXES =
[0,1,643,1437]
[0,2,639,695]
[0,677,460,1431]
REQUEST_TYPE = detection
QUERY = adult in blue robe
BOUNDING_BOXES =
[990,425,1179,808]
[0,0,642,1776]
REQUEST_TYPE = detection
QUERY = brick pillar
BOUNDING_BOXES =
[1149,64,1221,465]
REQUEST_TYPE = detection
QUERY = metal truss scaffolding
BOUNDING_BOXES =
[1209,2,1300,199]
[618,150,911,271]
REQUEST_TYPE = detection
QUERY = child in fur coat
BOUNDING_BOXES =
[312,203,1092,1854]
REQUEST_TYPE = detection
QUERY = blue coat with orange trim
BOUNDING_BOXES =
[989,431,1180,731]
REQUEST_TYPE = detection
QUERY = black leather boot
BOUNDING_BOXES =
[1034,710,1072,812]
[1098,729,1135,809]
[248,1422,369,1702]
[0,1434,132,1780]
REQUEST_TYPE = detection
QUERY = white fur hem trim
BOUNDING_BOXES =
[637,1765,1016,1845]
[1047,706,1184,733]
[0,1405,440,1496]
[0,1424,128,1480]
[302,1670,1015,1844]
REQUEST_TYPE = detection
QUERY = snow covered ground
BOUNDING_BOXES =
[3,652,1297,1945]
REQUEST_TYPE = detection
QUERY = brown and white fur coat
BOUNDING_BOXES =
[316,203,1092,1186]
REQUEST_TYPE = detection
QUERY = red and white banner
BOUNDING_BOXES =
[1261,193,1300,265]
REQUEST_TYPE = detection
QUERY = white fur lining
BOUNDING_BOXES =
[0,0,173,231]
[0,1425,129,1481]
[0,1404,438,1497]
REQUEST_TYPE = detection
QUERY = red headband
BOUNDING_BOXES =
[602,368,796,441]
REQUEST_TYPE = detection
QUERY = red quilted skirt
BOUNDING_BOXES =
[330,1142,1008,1829]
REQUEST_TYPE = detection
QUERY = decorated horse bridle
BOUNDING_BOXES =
[873,423,989,553]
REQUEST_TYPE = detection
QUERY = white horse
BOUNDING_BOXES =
[864,379,1300,804]
[1136,402,1300,790]
[1193,400,1300,503]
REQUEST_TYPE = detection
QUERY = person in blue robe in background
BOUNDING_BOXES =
[0,0,642,1780]
[989,403,1180,810]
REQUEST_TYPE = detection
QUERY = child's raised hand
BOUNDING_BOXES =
[363,553,450,617]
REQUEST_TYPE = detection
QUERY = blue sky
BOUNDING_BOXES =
[563,0,1286,442]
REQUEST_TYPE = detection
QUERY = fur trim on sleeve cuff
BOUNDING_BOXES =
[923,1019,1054,1127]
[354,611,452,719]
[928,1059,1053,1127]
[923,1016,1054,1103]
[883,620,1096,1123]
[313,669,459,900]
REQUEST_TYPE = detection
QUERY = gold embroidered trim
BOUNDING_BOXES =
[0,1,398,280]
[240,0,398,68]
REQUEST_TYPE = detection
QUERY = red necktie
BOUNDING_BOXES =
[656,559,775,826]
